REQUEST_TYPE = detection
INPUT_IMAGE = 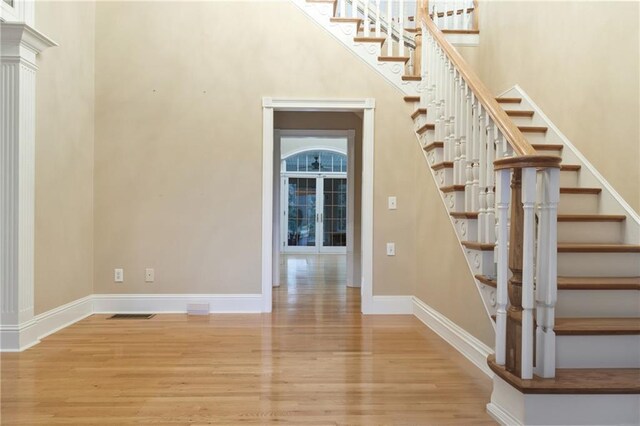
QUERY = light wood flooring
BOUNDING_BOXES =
[1,254,494,424]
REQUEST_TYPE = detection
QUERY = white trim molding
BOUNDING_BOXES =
[92,294,263,314]
[412,296,494,377]
[262,98,376,314]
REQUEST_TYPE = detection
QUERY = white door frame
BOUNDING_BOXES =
[262,98,375,313]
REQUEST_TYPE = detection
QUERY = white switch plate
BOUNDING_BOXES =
[386,242,396,256]
[145,268,154,283]
[114,268,124,282]
[388,196,397,210]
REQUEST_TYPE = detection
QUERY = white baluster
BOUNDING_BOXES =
[477,112,488,242]
[375,0,381,37]
[432,4,438,28]
[521,166,537,380]
[398,0,405,56]
[351,0,358,18]
[340,0,347,18]
[387,0,393,56]
[495,167,511,366]
[485,122,497,242]
[363,0,370,36]
[464,91,474,211]
[421,20,428,108]
[535,167,560,378]
[471,104,481,213]
[453,71,462,185]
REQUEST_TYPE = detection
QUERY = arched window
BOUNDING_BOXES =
[283,150,347,173]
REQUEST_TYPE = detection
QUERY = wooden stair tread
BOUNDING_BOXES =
[557,214,626,222]
[532,143,563,151]
[354,36,386,45]
[411,108,427,119]
[505,110,534,117]
[431,161,453,171]
[496,97,522,104]
[518,125,548,133]
[404,96,420,102]
[461,241,494,251]
[402,75,422,81]
[560,187,601,194]
[557,243,640,253]
[405,27,422,33]
[423,141,444,152]
[477,274,640,290]
[560,164,581,171]
[378,56,410,63]
[555,317,640,335]
[416,123,435,135]
[431,7,475,18]
[440,185,465,193]
[441,29,480,35]
[330,17,362,26]
[488,355,640,394]
[451,211,478,219]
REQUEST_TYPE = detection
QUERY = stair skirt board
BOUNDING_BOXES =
[556,335,640,368]
[487,376,640,426]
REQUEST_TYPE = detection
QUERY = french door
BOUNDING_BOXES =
[281,175,347,254]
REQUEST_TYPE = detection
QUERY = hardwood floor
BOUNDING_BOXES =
[1,254,494,424]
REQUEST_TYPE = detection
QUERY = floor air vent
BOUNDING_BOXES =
[108,314,155,319]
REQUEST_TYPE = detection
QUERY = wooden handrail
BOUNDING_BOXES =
[421,15,537,157]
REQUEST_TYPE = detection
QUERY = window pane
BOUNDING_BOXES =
[284,150,347,174]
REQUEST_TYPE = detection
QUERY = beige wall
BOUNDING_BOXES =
[34,1,96,314]
[93,1,423,298]
[459,0,640,212]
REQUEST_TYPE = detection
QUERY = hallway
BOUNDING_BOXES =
[1,256,495,424]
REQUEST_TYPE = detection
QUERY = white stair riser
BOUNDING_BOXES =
[533,147,563,156]
[558,193,599,214]
[443,191,464,212]
[463,248,495,276]
[556,335,640,368]
[556,289,640,317]
[433,167,453,186]
[419,129,435,146]
[559,170,579,187]
[558,252,640,277]
[505,115,534,126]
[519,132,548,144]
[557,221,624,244]
[425,146,443,166]
[452,217,477,242]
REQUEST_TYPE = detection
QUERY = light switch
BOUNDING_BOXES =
[145,268,154,283]
[388,196,397,210]
[386,242,396,256]
[114,268,124,283]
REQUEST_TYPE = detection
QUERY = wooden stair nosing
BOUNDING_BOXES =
[505,110,535,117]
[554,317,640,336]
[354,36,386,45]
[450,211,478,219]
[532,143,563,151]
[378,55,410,63]
[402,75,422,81]
[461,241,495,251]
[557,214,626,222]
[560,187,601,194]
[329,17,362,26]
[405,27,422,34]
[404,96,420,103]
[476,274,640,291]
[518,125,548,133]
[441,29,480,35]
[416,123,435,135]
[487,355,640,394]
[496,97,522,104]
[423,141,444,152]
[431,7,475,18]
[440,185,464,193]
[557,243,640,253]
[431,161,453,171]
[411,108,427,119]
[560,164,581,172]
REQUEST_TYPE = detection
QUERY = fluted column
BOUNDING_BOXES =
[1,23,56,351]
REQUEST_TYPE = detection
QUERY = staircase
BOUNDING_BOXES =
[295,0,640,424]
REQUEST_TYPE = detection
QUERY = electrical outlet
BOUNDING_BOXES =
[145,268,154,283]
[114,268,124,282]
[388,196,397,210]
[386,243,395,256]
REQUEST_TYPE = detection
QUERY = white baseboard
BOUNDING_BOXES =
[412,296,494,377]
[92,294,264,314]
[364,295,413,314]
[486,402,522,426]
[0,295,93,352]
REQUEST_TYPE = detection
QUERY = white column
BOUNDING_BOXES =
[520,166,537,379]
[0,23,56,351]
